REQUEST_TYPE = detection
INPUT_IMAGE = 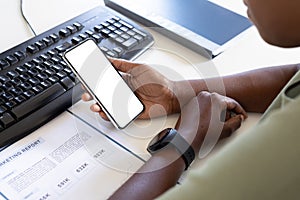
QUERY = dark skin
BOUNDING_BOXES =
[82,0,300,199]
[83,59,299,115]
[109,92,246,200]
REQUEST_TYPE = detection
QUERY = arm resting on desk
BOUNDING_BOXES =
[174,64,300,113]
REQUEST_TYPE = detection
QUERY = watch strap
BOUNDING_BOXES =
[147,128,195,170]
[171,129,195,170]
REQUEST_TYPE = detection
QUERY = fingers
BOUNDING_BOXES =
[221,114,243,138]
[226,99,248,119]
[81,93,110,121]
[90,104,110,121]
[110,58,142,73]
[81,92,92,101]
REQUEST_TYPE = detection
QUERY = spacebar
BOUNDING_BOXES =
[12,83,66,120]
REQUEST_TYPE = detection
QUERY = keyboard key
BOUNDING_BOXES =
[100,46,109,52]
[14,95,26,104]
[47,49,58,56]
[127,30,136,36]
[19,74,30,81]
[113,47,123,56]
[1,92,14,101]
[16,66,28,73]
[5,55,18,65]
[92,34,103,43]
[57,71,67,79]
[52,64,63,72]
[35,41,47,50]
[107,25,117,31]
[73,22,84,30]
[36,65,46,72]
[28,77,40,86]
[94,25,103,32]
[51,56,61,64]
[14,51,26,60]
[85,30,94,36]
[79,33,89,40]
[0,75,10,83]
[134,34,144,42]
[101,21,110,27]
[100,29,111,37]
[43,61,54,68]
[28,69,39,76]
[24,62,35,69]
[115,37,125,43]
[122,38,138,49]
[11,83,65,120]
[63,67,72,74]
[42,37,54,46]
[59,61,69,68]
[26,45,39,54]
[66,25,77,34]
[20,82,32,91]
[133,28,147,37]
[11,78,22,87]
[23,90,35,99]
[45,69,56,76]
[0,105,7,114]
[120,26,129,32]
[119,20,133,29]
[10,87,23,96]
[5,101,17,109]
[113,22,122,28]
[106,51,117,57]
[107,19,116,24]
[7,70,19,79]
[60,76,75,90]
[0,112,15,128]
[2,82,14,91]
[71,36,82,44]
[32,85,44,93]
[40,80,52,88]
[0,59,10,69]
[32,58,43,65]
[121,33,130,40]
[55,42,72,53]
[59,28,71,37]
[48,76,60,84]
[36,73,49,81]
[49,33,60,42]
[39,54,51,61]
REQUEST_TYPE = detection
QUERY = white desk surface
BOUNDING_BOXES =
[1,0,300,199]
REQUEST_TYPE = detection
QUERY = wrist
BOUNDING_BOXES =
[148,128,195,170]
[151,145,186,171]
[172,80,197,110]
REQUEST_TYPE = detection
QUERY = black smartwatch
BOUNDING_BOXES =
[147,128,195,170]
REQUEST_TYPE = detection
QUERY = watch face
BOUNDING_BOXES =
[147,128,174,152]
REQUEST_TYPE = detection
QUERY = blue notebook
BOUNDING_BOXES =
[105,0,252,58]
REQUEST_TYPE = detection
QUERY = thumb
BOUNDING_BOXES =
[110,58,141,73]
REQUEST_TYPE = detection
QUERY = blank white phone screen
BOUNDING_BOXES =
[64,40,144,128]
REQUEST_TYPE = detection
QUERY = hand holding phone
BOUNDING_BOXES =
[63,39,144,129]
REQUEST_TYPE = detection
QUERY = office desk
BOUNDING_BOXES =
[1,0,300,199]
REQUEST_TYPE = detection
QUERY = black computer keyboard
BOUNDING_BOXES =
[0,6,154,148]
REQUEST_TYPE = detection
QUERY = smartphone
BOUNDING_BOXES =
[63,39,144,129]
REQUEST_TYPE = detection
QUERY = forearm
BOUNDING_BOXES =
[174,64,300,113]
[108,148,185,200]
